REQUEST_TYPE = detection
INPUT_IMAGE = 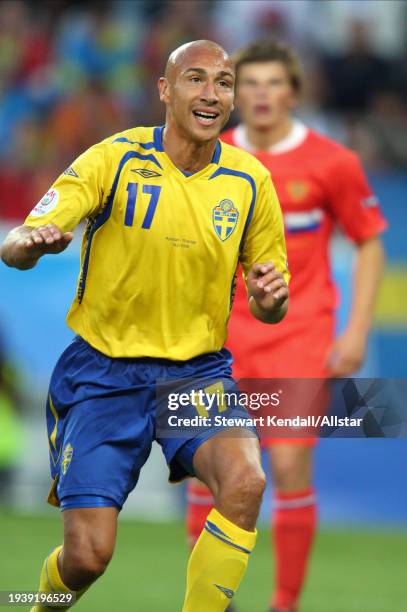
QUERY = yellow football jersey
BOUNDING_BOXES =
[25,126,288,360]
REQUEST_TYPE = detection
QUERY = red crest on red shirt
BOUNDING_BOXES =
[286,180,310,202]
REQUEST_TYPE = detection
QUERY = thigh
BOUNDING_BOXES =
[157,378,259,483]
[155,348,254,482]
[60,506,119,588]
[62,506,119,559]
[192,428,262,498]
[269,443,314,491]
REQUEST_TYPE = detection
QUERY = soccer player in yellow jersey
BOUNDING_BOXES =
[1,40,289,611]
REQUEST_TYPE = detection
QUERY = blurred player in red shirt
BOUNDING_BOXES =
[186,41,386,612]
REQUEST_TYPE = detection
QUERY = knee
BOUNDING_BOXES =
[76,543,112,579]
[243,464,266,503]
[271,449,311,491]
[273,456,297,487]
[216,463,266,530]
[62,538,113,584]
[221,462,266,508]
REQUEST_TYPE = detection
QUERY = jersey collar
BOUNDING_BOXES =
[153,125,222,166]
[234,119,308,154]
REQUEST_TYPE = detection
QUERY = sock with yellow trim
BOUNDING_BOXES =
[182,508,257,612]
[30,546,88,611]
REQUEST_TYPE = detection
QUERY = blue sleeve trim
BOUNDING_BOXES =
[77,150,162,303]
[209,166,256,253]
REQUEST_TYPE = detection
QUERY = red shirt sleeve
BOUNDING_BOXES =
[325,150,387,242]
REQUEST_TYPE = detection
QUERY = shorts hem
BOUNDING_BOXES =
[57,486,124,509]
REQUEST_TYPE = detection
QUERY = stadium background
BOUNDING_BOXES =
[0,1,406,610]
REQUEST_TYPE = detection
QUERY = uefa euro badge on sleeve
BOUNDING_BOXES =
[30,188,59,217]
[212,199,239,241]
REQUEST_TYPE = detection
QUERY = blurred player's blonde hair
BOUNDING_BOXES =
[233,40,303,93]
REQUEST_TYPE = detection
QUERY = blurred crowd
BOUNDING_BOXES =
[0,0,406,222]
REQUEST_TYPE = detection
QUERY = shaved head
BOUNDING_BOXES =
[158,39,235,147]
[165,40,233,83]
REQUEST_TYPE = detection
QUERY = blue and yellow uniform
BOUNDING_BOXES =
[25,126,288,510]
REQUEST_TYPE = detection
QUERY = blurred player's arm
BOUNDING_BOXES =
[328,235,385,376]
[240,173,289,324]
[0,141,107,271]
[325,152,387,376]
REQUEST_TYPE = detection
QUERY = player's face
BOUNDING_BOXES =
[160,48,235,143]
[235,61,297,129]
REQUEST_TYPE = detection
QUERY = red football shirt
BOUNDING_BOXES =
[222,122,387,377]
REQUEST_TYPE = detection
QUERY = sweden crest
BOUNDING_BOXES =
[212,199,239,241]
[61,443,73,475]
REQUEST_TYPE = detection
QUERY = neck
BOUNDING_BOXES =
[163,122,218,173]
[245,116,294,151]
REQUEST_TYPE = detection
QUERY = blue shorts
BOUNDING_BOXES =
[46,336,256,511]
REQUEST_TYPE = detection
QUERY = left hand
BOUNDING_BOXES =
[326,328,367,377]
[247,261,288,312]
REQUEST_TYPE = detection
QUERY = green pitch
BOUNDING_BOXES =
[0,512,405,611]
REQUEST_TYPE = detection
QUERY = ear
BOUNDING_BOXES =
[288,88,299,110]
[288,97,298,111]
[158,77,170,103]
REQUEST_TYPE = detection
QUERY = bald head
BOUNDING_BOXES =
[158,39,235,146]
[165,40,233,83]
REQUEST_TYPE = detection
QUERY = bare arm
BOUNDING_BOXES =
[347,235,385,334]
[247,262,289,324]
[327,235,385,376]
[1,224,73,270]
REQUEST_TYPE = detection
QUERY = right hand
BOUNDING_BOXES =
[1,223,74,269]
[247,261,289,309]
[22,224,73,257]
